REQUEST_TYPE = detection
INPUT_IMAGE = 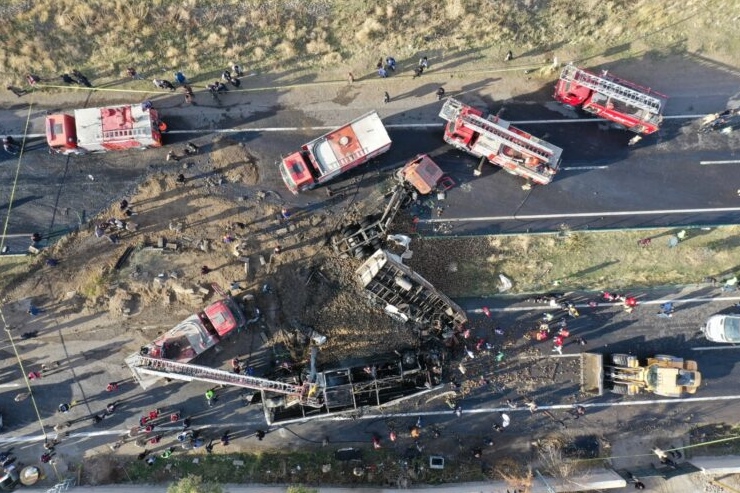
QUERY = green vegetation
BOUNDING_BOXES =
[2,0,736,84]
[0,255,30,293]
[286,487,319,493]
[411,226,740,296]
[167,475,222,493]
[123,450,487,487]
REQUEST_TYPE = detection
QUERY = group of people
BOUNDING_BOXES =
[60,70,92,87]
[376,55,429,79]
[599,291,639,313]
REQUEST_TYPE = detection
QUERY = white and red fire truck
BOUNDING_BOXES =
[439,98,563,185]
[554,63,668,135]
[279,111,392,194]
[46,103,165,155]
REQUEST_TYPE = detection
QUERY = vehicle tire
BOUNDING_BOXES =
[609,383,630,395]
[360,215,378,229]
[610,353,631,366]
[342,224,360,238]
[353,245,373,260]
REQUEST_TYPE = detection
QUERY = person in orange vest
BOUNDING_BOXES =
[158,120,168,133]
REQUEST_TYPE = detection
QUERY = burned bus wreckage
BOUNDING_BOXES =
[262,249,467,424]
[125,243,466,424]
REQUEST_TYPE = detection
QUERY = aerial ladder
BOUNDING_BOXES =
[560,64,663,114]
[555,63,667,137]
[439,98,563,185]
[125,354,323,407]
[458,111,556,162]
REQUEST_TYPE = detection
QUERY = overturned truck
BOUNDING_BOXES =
[356,249,468,335]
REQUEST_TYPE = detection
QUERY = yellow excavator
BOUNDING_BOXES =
[581,353,701,397]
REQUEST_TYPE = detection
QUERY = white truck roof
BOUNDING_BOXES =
[306,111,391,176]
[74,105,158,151]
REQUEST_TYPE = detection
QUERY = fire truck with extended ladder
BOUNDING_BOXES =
[124,283,442,424]
[46,103,165,155]
[127,347,437,425]
[439,98,563,185]
[554,63,668,136]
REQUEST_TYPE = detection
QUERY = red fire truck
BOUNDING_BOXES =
[126,291,248,388]
[279,111,392,194]
[439,98,563,185]
[554,63,668,135]
[46,103,164,155]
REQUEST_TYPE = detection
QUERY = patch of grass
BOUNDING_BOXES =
[118,449,487,487]
[0,255,31,293]
[690,424,740,456]
[1,0,737,85]
[78,266,112,300]
[410,226,740,296]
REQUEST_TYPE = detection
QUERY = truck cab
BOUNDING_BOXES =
[279,151,317,193]
[46,113,83,154]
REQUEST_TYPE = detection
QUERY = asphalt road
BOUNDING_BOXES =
[0,54,739,253]
[2,286,740,487]
[1,54,740,487]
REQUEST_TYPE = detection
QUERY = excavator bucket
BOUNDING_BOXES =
[581,352,604,396]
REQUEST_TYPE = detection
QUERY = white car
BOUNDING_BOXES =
[702,315,740,343]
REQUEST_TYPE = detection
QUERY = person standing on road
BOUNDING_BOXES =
[623,296,638,313]
[205,388,216,406]
[436,87,445,100]
[657,302,674,318]
[552,335,564,355]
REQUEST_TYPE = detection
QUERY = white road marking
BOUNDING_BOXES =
[700,160,740,165]
[4,385,736,441]
[315,393,740,421]
[691,345,740,351]
[467,296,740,313]
[15,114,708,139]
[561,165,610,170]
[421,206,740,223]
[0,423,262,444]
